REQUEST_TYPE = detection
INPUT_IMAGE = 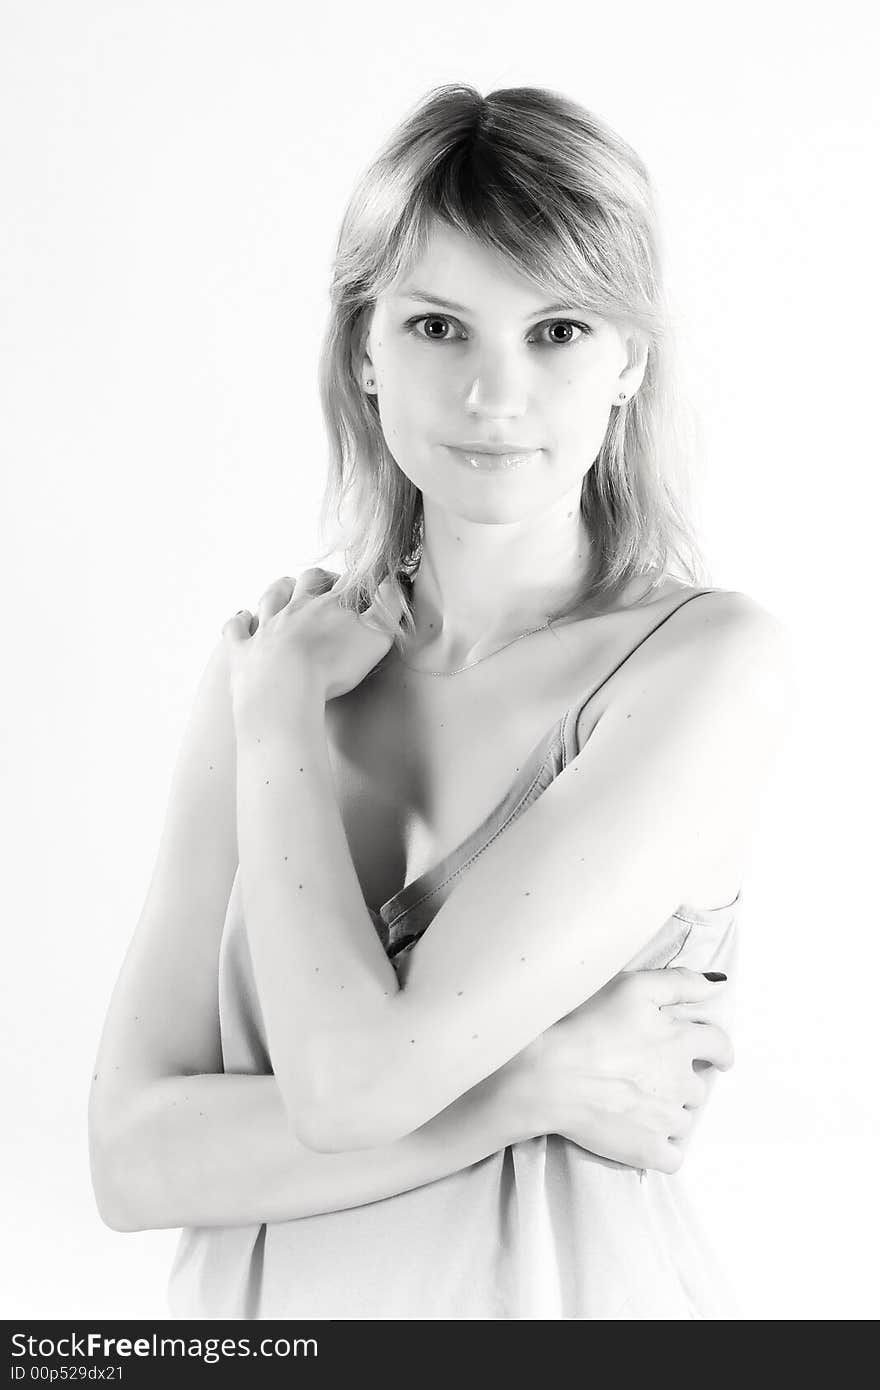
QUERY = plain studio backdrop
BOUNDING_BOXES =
[2,0,877,1321]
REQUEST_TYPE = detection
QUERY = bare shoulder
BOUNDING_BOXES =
[594,583,796,793]
[662,586,796,720]
[590,585,795,907]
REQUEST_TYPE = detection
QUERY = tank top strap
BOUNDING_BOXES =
[375,586,720,944]
[560,587,719,765]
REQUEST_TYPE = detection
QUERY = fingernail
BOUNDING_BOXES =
[703,972,727,982]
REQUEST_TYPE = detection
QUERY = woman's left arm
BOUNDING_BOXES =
[233,585,794,1153]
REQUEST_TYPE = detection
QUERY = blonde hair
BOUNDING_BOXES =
[309,82,710,641]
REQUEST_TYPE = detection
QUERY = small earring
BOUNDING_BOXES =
[366,378,375,389]
[618,392,627,402]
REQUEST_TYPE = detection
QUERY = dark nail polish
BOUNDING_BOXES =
[703,972,727,982]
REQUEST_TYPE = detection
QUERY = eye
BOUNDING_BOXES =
[405,314,465,342]
[404,314,593,346]
[534,319,593,346]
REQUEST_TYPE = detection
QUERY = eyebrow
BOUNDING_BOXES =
[394,286,593,318]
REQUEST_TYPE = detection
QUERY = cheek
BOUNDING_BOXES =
[554,374,610,427]
[553,381,616,464]
[374,391,420,447]
[374,352,442,437]
[391,355,444,403]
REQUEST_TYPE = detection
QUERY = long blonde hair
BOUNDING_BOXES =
[309,83,709,641]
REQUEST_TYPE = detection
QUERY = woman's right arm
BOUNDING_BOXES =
[88,634,544,1233]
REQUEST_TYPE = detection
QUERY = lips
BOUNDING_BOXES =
[449,442,539,454]
[446,445,540,472]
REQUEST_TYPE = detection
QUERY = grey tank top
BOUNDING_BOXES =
[168,587,742,1319]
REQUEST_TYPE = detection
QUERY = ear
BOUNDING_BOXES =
[617,328,649,399]
[350,306,376,394]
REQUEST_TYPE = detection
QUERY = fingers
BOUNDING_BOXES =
[666,1106,697,1141]
[226,570,340,643]
[293,567,339,599]
[221,609,254,640]
[662,997,726,1026]
[650,965,730,1007]
[363,574,407,627]
[684,1020,735,1071]
[360,575,408,636]
[648,1139,686,1175]
[681,1072,711,1109]
[255,576,296,629]
[252,569,338,629]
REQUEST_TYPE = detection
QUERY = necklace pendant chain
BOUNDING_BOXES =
[396,618,553,677]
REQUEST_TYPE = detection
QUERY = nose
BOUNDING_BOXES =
[463,349,529,420]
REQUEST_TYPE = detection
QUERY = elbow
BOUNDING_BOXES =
[288,1093,396,1154]
[282,1026,418,1153]
[96,1194,143,1234]
[88,1090,161,1233]
[88,1128,145,1233]
[292,1108,356,1154]
[284,1076,412,1155]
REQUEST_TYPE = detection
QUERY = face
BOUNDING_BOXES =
[359,220,647,524]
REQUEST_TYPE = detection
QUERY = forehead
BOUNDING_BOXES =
[372,217,629,336]
[386,220,548,309]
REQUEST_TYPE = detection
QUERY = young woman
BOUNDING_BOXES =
[88,84,791,1320]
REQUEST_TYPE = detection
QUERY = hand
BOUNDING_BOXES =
[222,568,406,723]
[523,966,734,1174]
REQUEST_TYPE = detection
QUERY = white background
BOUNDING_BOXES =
[2,0,877,1320]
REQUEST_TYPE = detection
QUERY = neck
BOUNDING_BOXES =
[405,486,594,669]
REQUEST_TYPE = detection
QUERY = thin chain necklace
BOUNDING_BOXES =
[394,616,554,677]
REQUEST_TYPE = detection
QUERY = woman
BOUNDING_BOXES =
[88,84,791,1319]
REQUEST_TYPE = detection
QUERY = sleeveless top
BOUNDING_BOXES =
[167,588,742,1319]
